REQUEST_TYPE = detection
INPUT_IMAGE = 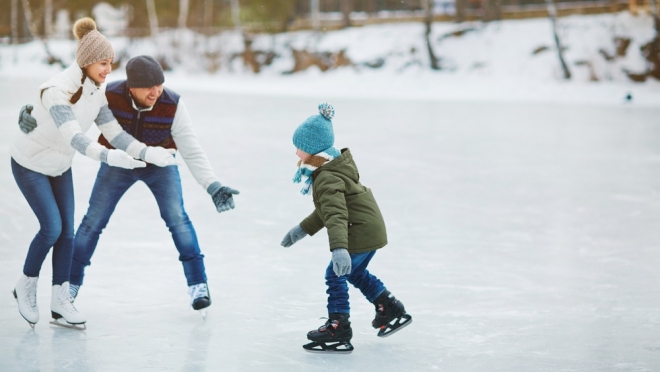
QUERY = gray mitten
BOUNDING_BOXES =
[280,225,307,247]
[332,248,352,277]
[207,181,239,213]
[19,104,37,134]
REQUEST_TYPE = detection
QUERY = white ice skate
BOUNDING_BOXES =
[50,282,86,330]
[189,283,211,318]
[13,275,39,327]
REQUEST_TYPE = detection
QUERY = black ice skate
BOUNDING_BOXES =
[372,290,412,337]
[303,313,354,353]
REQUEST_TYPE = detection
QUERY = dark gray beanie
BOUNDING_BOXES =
[126,56,165,88]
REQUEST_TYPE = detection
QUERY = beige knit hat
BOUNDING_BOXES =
[73,17,114,68]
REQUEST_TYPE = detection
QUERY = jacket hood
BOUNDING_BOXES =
[314,148,359,183]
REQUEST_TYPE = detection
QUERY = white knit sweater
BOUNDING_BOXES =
[11,63,147,177]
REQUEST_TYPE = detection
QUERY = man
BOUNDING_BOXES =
[19,55,238,313]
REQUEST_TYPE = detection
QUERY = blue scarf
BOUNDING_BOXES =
[292,147,340,195]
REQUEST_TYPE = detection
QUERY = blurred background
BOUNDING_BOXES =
[1,0,659,88]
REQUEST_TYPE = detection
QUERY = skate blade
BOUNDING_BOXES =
[198,309,208,319]
[303,341,354,353]
[50,318,86,330]
[377,314,412,338]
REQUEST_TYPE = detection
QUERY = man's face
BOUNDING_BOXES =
[129,85,163,107]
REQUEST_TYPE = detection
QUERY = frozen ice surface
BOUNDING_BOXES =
[1,76,660,371]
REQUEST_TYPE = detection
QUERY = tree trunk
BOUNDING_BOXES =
[146,0,159,37]
[231,0,242,32]
[545,0,571,79]
[20,0,39,38]
[44,0,53,39]
[455,0,467,23]
[204,0,213,29]
[178,0,189,29]
[11,0,18,45]
[340,0,352,28]
[310,0,320,30]
[482,0,501,22]
[422,0,441,70]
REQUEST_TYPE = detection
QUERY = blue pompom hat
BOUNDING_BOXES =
[293,103,335,155]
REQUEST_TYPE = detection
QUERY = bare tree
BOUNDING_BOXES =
[178,0,189,29]
[11,0,18,45]
[146,0,159,37]
[545,0,571,79]
[231,0,242,32]
[44,0,53,39]
[455,0,468,23]
[203,0,213,29]
[422,0,441,70]
[340,0,352,28]
[310,0,321,31]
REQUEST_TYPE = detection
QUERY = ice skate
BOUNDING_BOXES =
[50,282,86,330]
[372,290,412,337]
[13,275,39,327]
[189,283,211,317]
[303,313,354,353]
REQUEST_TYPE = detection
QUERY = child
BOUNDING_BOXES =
[281,103,412,353]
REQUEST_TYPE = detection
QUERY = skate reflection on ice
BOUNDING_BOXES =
[15,329,40,369]
[51,326,92,371]
[183,324,212,371]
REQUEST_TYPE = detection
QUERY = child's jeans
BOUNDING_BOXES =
[325,250,386,314]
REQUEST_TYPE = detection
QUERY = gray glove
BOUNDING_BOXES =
[332,248,352,277]
[280,225,307,247]
[19,104,37,134]
[207,181,239,213]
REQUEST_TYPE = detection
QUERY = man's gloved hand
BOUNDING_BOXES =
[332,248,352,277]
[207,181,239,213]
[143,147,177,167]
[106,149,147,169]
[281,225,308,247]
[19,104,37,134]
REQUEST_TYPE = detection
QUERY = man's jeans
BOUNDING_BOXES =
[70,163,207,287]
[325,250,386,314]
[11,158,75,285]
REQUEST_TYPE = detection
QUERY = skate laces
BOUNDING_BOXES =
[188,283,209,305]
[56,284,78,310]
[24,277,38,308]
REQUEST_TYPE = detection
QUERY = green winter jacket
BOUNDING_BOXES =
[299,148,388,253]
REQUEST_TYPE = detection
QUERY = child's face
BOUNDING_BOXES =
[296,148,311,162]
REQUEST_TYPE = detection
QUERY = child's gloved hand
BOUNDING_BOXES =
[281,225,307,247]
[207,181,239,213]
[332,248,351,276]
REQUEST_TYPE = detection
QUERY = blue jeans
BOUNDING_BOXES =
[11,158,75,285]
[70,163,206,287]
[325,250,386,314]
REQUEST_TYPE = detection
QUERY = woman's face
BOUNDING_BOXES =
[85,58,113,84]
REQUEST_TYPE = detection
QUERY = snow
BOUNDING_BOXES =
[1,11,660,371]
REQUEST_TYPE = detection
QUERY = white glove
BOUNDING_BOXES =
[143,147,177,167]
[106,149,147,169]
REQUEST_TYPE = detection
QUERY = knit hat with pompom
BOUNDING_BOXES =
[73,17,114,68]
[293,103,336,155]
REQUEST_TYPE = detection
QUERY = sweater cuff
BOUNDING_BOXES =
[206,181,222,196]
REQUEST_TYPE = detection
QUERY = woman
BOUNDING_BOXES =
[10,17,176,328]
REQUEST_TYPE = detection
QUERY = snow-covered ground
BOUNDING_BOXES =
[1,11,660,372]
[1,11,660,106]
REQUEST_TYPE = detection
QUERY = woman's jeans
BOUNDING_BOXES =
[70,163,207,287]
[325,250,386,314]
[12,158,75,285]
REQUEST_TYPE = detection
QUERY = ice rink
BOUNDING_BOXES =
[1,76,660,371]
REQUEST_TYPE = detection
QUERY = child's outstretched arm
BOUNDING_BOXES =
[281,225,308,247]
